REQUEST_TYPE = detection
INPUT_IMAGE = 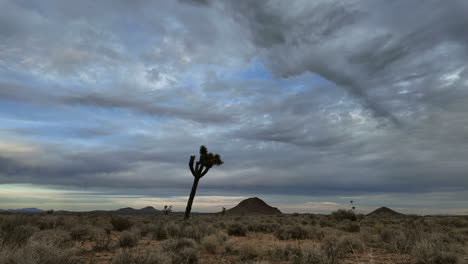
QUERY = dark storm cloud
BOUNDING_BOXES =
[64,92,236,124]
[225,0,468,124]
[0,146,191,188]
[0,81,235,124]
[1,0,468,208]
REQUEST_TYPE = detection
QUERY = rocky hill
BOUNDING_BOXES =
[367,207,403,216]
[226,197,282,215]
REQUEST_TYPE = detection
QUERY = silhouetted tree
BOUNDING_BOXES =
[163,205,172,215]
[184,145,223,220]
[221,207,226,216]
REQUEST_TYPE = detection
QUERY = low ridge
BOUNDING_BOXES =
[226,197,282,215]
[367,206,403,216]
[116,206,162,215]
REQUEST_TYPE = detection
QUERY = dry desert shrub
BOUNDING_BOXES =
[31,229,72,246]
[412,237,459,264]
[200,234,218,254]
[150,223,169,240]
[246,220,279,233]
[161,238,196,252]
[320,236,348,264]
[172,247,199,264]
[69,224,92,241]
[223,239,239,255]
[380,226,420,254]
[165,222,181,237]
[274,225,306,240]
[160,238,199,264]
[274,225,325,240]
[331,209,357,222]
[358,226,380,248]
[0,241,83,264]
[89,227,111,251]
[292,247,330,264]
[119,230,139,247]
[111,216,132,231]
[336,235,365,255]
[269,243,303,261]
[338,219,360,233]
[437,217,468,229]
[159,220,215,241]
[227,223,247,236]
[318,218,335,228]
[0,224,39,247]
[137,223,151,237]
[112,248,170,264]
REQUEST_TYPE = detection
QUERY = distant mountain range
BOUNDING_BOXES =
[0,206,163,215]
[114,206,161,215]
[0,208,46,213]
[1,204,462,216]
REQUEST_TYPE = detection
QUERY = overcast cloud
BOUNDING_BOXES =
[0,0,467,214]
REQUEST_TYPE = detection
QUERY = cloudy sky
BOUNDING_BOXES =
[1,0,468,215]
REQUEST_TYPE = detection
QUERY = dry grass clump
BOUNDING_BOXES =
[200,232,227,254]
[239,241,264,261]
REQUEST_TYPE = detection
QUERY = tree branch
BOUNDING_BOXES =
[200,166,211,177]
[189,156,196,177]
[198,164,205,175]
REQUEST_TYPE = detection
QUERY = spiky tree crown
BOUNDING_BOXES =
[199,145,223,167]
[189,145,223,179]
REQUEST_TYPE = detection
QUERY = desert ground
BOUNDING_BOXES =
[0,210,467,264]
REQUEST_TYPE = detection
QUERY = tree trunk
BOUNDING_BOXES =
[184,176,200,220]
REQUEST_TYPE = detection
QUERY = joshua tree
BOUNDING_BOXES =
[163,205,172,215]
[184,145,223,220]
